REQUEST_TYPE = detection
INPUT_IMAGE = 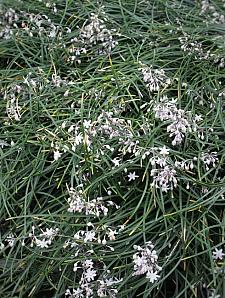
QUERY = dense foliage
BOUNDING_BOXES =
[1,0,225,297]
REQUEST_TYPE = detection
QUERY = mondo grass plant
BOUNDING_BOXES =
[1,0,225,297]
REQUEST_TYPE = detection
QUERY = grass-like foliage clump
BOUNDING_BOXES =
[1,0,225,297]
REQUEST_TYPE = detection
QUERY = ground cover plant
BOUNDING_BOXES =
[1,0,225,297]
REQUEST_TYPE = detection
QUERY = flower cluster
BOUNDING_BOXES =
[38,0,57,13]
[149,146,177,192]
[97,275,122,298]
[0,232,16,250]
[64,183,123,297]
[178,34,211,61]
[20,12,60,38]
[66,259,122,298]
[97,111,134,141]
[4,84,23,122]
[0,8,19,39]
[137,145,213,192]
[151,166,178,193]
[79,11,118,54]
[0,6,64,39]
[1,226,59,250]
[49,110,136,162]
[152,95,203,146]
[178,32,225,67]
[133,241,162,283]
[0,193,124,298]
[63,223,120,251]
[200,0,225,24]
[139,63,171,92]
[29,226,59,248]
[3,71,74,123]
[67,187,120,217]
[67,9,118,63]
[72,259,97,296]
[174,159,195,171]
[201,152,218,171]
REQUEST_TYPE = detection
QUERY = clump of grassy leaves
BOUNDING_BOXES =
[1,0,225,297]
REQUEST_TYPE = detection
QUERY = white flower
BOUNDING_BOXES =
[112,157,120,167]
[107,228,116,241]
[146,270,160,283]
[194,114,203,122]
[84,268,97,282]
[83,230,96,243]
[213,248,225,260]
[159,145,170,157]
[127,171,139,181]
[53,150,62,161]
[35,238,49,248]
[83,120,92,129]
[0,140,9,148]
